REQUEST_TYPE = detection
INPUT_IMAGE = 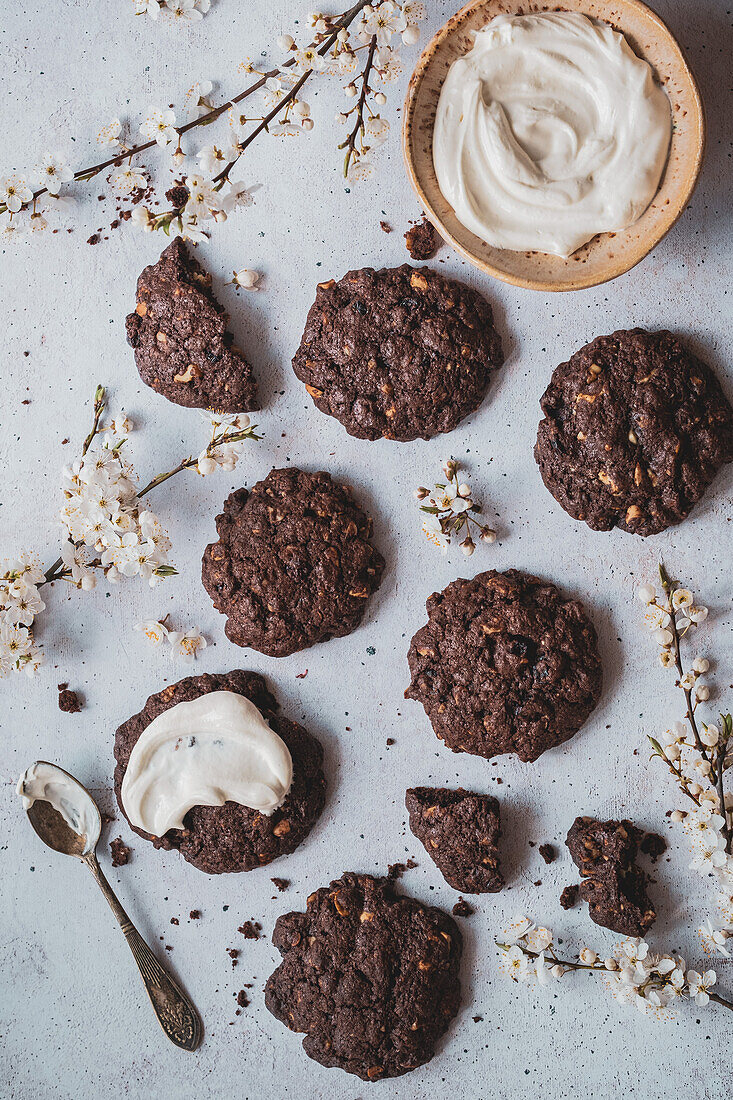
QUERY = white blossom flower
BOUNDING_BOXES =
[184,174,221,220]
[659,649,675,668]
[97,118,123,147]
[365,116,390,146]
[579,948,598,966]
[37,153,73,195]
[139,107,178,147]
[402,24,420,46]
[230,269,259,290]
[700,723,719,747]
[360,2,407,46]
[421,514,447,554]
[502,945,530,982]
[654,627,673,647]
[692,657,710,673]
[672,588,694,610]
[689,605,709,623]
[637,584,656,605]
[277,33,295,51]
[402,0,426,23]
[134,619,170,648]
[525,926,552,952]
[374,46,403,82]
[221,179,255,212]
[695,684,710,702]
[183,79,214,121]
[134,0,161,17]
[168,628,207,662]
[690,836,727,872]
[163,0,203,21]
[0,176,33,213]
[270,122,303,138]
[196,142,237,175]
[110,164,148,195]
[292,48,327,74]
[500,915,533,944]
[644,604,671,631]
[686,968,716,1006]
[699,920,732,957]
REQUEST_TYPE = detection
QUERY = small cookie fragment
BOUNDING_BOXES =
[565,816,656,936]
[535,329,733,536]
[292,265,503,442]
[202,468,384,657]
[559,884,578,910]
[110,837,131,867]
[405,787,503,893]
[265,872,462,1080]
[125,238,257,412]
[406,569,602,763]
[538,843,556,864]
[452,897,474,917]
[58,688,82,713]
[404,219,439,260]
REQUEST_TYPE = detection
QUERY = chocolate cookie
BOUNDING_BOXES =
[113,670,326,874]
[292,264,504,441]
[406,569,602,763]
[125,238,257,411]
[202,467,385,657]
[535,329,733,536]
[265,871,462,1080]
[565,816,656,936]
[405,786,503,893]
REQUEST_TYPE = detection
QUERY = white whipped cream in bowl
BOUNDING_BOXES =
[121,690,293,838]
[433,11,671,258]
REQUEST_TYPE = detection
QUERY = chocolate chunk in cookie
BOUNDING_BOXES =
[565,816,656,936]
[292,264,503,441]
[405,786,503,893]
[202,467,385,657]
[114,670,326,874]
[535,329,733,536]
[406,569,602,763]
[125,238,257,412]
[265,872,462,1080]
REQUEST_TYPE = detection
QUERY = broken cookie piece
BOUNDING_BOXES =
[125,238,257,412]
[405,787,503,893]
[565,816,656,936]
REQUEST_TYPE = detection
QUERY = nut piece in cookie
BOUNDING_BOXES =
[535,329,733,536]
[202,467,385,657]
[113,670,326,874]
[565,816,656,936]
[265,872,462,1080]
[405,786,503,893]
[125,238,257,412]
[292,264,504,442]
[406,569,602,763]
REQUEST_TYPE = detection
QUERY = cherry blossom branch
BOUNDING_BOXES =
[659,562,706,756]
[340,35,377,177]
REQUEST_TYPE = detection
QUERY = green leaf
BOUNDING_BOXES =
[154,565,178,577]
[658,560,671,589]
[420,505,440,515]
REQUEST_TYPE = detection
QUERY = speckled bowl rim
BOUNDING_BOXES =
[402,0,706,292]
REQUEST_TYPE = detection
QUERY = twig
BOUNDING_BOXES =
[340,35,378,176]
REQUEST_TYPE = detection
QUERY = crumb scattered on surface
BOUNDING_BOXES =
[404,218,439,260]
[387,859,417,880]
[472,1015,483,1023]
[236,989,250,1008]
[227,948,240,967]
[640,832,667,862]
[295,670,308,679]
[539,843,556,864]
[380,220,392,233]
[189,909,201,920]
[386,737,395,746]
[271,878,289,892]
[170,917,179,925]
[560,883,579,910]
[110,838,131,867]
[237,921,262,940]
[58,688,81,713]
[87,233,100,246]
[452,898,474,917]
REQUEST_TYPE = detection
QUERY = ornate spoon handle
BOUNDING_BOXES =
[83,852,203,1051]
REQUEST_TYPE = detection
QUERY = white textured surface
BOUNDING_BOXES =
[1,2,731,1098]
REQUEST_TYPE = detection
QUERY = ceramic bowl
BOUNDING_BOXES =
[402,0,705,292]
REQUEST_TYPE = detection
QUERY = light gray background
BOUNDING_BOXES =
[1,2,731,1097]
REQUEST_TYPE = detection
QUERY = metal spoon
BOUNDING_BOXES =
[18,760,202,1051]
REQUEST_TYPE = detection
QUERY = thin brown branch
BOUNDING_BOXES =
[340,35,378,176]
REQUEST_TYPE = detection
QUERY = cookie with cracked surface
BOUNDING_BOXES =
[125,238,257,412]
[406,569,602,764]
[292,264,504,441]
[113,670,326,874]
[265,871,462,1081]
[405,786,503,893]
[202,467,385,657]
[535,329,733,536]
[565,816,656,936]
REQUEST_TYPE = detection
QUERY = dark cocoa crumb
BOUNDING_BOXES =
[539,843,556,864]
[640,832,667,862]
[86,234,100,246]
[404,218,439,260]
[271,878,289,892]
[380,220,392,233]
[165,184,190,208]
[560,884,579,910]
[21,399,31,405]
[189,910,201,920]
[236,989,250,1008]
[387,859,417,880]
[110,219,120,230]
[533,880,542,887]
[120,210,132,221]
[295,670,308,679]
[237,921,262,940]
[386,737,395,746]
[472,1015,483,1023]
[61,438,69,445]
[57,682,68,691]
[170,917,179,925]
[110,838,131,867]
[227,948,240,967]
[452,898,474,917]
[165,945,173,951]
[58,688,81,713]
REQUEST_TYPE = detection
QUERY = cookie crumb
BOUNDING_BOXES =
[110,838,131,867]
[236,989,250,1008]
[387,858,417,880]
[560,884,579,910]
[58,688,82,713]
[237,921,262,940]
[271,878,289,892]
[86,233,100,246]
[189,909,201,920]
[380,220,392,233]
[227,948,240,967]
[452,898,474,917]
[640,831,667,862]
[170,917,179,925]
[404,219,439,260]
[539,843,556,864]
